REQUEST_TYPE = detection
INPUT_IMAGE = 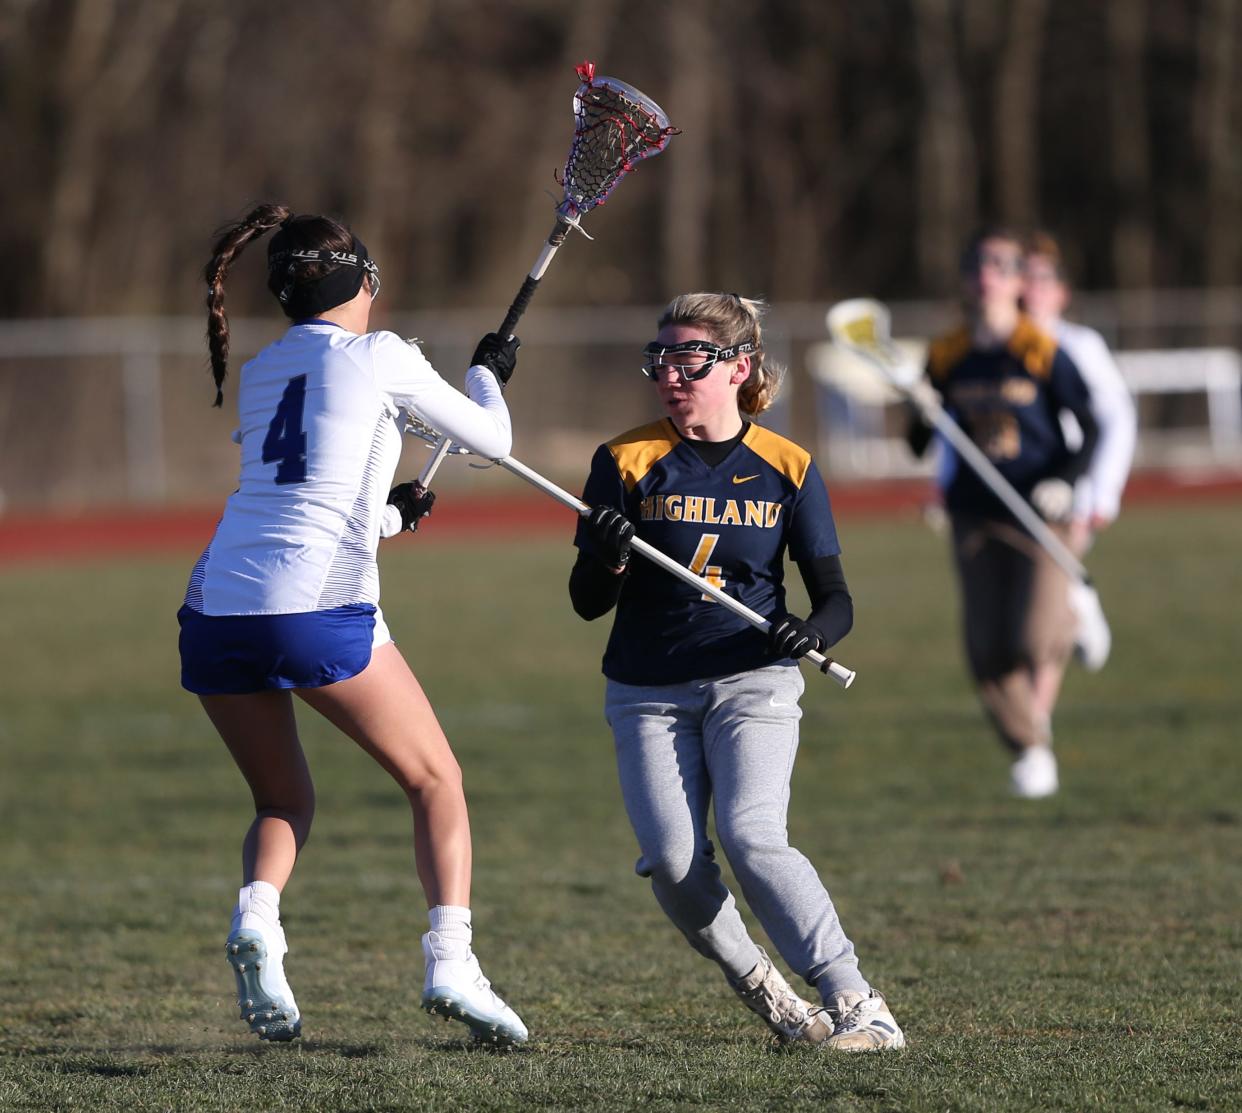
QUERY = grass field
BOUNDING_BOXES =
[1,502,1239,1112]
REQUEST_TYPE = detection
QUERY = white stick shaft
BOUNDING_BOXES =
[418,435,455,487]
[916,399,1088,582]
[529,235,562,281]
[496,454,857,689]
[417,223,573,490]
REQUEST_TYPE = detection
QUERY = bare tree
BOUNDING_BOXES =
[661,0,711,295]
[913,0,979,291]
[42,0,184,312]
[1196,0,1239,294]
[1107,0,1155,295]
[993,0,1051,228]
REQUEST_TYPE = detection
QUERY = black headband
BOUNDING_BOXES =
[267,233,380,318]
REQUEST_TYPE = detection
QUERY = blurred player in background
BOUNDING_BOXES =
[907,228,1099,798]
[1022,230,1136,710]
[569,292,904,1051]
[178,203,527,1046]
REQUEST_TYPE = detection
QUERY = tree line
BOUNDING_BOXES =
[3,0,1238,321]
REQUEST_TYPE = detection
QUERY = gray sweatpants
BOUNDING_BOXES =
[604,664,869,1000]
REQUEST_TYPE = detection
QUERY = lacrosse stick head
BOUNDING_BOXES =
[557,61,679,221]
[403,413,467,452]
[826,298,920,389]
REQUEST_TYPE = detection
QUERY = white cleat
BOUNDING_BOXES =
[825,989,905,1051]
[225,924,301,1042]
[729,949,833,1045]
[1070,580,1111,672]
[1010,745,1059,799]
[420,932,527,1048]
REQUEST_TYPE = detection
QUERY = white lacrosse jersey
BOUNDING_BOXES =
[1054,319,1136,522]
[184,322,511,617]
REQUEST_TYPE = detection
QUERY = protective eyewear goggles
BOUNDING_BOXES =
[640,339,755,382]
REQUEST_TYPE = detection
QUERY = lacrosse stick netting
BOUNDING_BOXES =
[496,60,679,338]
[419,63,677,487]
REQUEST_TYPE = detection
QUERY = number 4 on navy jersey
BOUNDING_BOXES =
[263,374,308,484]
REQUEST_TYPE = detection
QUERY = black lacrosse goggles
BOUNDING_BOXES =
[269,237,381,318]
[640,340,755,382]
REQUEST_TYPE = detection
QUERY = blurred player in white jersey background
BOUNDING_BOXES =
[178,202,528,1047]
[1022,231,1136,718]
[907,229,1099,799]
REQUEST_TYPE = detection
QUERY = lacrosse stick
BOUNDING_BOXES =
[825,298,1110,670]
[417,61,679,486]
[401,408,855,687]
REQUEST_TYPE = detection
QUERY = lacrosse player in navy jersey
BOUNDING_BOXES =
[1022,230,1134,698]
[908,228,1099,798]
[568,293,904,1052]
[178,203,527,1046]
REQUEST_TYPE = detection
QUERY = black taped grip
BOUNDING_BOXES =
[499,275,541,340]
[497,219,573,338]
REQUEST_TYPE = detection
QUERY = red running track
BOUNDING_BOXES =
[1,471,1239,567]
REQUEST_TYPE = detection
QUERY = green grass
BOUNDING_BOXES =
[1,504,1239,1112]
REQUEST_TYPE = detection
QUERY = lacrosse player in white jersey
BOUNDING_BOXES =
[569,293,904,1051]
[178,203,527,1047]
[1022,231,1135,711]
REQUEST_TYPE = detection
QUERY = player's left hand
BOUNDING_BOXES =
[387,480,436,532]
[768,615,826,660]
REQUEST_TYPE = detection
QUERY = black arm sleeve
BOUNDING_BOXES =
[1049,350,1101,485]
[796,554,854,648]
[905,403,934,458]
[1055,403,1100,485]
[569,551,626,621]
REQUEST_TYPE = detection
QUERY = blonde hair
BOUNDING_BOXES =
[657,292,785,417]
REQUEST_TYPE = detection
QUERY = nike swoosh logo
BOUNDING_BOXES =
[732,474,760,485]
[768,696,789,708]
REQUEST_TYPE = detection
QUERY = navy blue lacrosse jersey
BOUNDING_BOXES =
[574,419,841,686]
[928,315,1095,523]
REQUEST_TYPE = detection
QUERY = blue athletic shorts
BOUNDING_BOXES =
[177,603,378,694]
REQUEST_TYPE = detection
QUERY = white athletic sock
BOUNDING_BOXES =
[426,905,472,960]
[232,880,283,938]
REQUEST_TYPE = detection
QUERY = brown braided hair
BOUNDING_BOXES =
[203,204,357,406]
[657,292,785,418]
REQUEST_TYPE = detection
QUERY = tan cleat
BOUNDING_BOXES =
[825,989,905,1051]
[729,949,833,1044]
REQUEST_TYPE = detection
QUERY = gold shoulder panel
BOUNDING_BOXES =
[607,420,680,491]
[1006,315,1058,379]
[926,326,973,382]
[743,424,812,488]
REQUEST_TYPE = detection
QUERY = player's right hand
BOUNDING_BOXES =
[768,615,826,660]
[471,332,520,387]
[585,506,634,570]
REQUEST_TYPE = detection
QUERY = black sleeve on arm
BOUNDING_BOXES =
[1050,351,1101,484]
[569,550,626,621]
[906,406,934,458]
[796,554,854,648]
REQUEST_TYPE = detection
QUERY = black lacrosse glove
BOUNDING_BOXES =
[387,480,436,533]
[471,331,520,388]
[768,614,826,660]
[585,506,635,570]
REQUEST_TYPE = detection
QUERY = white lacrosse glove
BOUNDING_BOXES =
[1030,478,1075,522]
